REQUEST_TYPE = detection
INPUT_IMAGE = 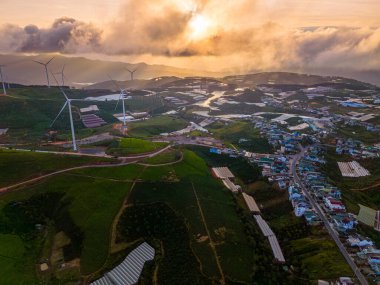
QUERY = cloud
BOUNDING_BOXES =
[0,0,379,75]
[0,17,102,53]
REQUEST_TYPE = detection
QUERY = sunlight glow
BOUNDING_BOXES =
[188,14,210,40]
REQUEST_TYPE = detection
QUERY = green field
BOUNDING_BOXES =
[121,150,296,284]
[0,234,37,285]
[106,138,167,156]
[289,231,353,280]
[0,147,327,284]
[141,149,181,165]
[0,171,135,282]
[207,121,273,153]
[0,149,114,187]
[127,115,188,137]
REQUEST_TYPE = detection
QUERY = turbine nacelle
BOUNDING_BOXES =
[33,57,55,88]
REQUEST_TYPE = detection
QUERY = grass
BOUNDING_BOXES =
[126,150,257,283]
[127,115,188,138]
[116,203,209,285]
[207,120,273,153]
[71,164,145,181]
[0,234,39,285]
[106,138,167,156]
[0,149,114,187]
[188,145,262,184]
[289,230,353,280]
[141,149,181,165]
[335,124,379,144]
[0,173,135,280]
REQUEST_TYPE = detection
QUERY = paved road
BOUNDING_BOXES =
[291,146,369,285]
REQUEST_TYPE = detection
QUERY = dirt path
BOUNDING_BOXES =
[137,151,184,167]
[110,166,147,248]
[191,182,225,285]
[352,181,380,191]
[0,145,171,195]
[83,165,147,282]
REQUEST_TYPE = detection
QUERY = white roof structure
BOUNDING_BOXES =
[222,178,241,193]
[268,235,285,263]
[253,215,285,263]
[211,167,235,179]
[80,105,99,113]
[253,215,273,237]
[337,161,370,177]
[91,242,155,285]
[242,193,260,213]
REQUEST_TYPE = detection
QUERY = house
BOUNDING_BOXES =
[332,214,356,231]
[336,277,356,285]
[324,196,346,212]
[347,236,373,247]
[294,202,308,217]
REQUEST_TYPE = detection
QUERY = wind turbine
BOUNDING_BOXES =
[50,73,82,151]
[126,67,138,81]
[0,65,6,95]
[33,57,54,88]
[54,65,66,86]
[108,75,127,126]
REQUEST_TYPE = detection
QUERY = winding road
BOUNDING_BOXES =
[0,145,172,195]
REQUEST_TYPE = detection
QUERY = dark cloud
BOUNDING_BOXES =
[0,17,102,53]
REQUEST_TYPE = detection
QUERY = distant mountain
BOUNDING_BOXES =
[221,72,378,90]
[0,54,221,88]
[1,54,379,89]
[86,76,182,91]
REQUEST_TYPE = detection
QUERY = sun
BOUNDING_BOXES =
[188,14,210,40]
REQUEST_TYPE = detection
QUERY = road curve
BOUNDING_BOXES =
[0,145,171,195]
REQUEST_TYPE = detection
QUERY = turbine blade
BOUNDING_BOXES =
[33,60,44,65]
[51,101,68,127]
[70,98,85,101]
[114,92,122,110]
[46,57,55,65]
[50,72,68,100]
[126,68,132,73]
[107,74,121,91]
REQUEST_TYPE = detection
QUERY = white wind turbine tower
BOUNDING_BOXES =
[108,75,127,126]
[54,65,66,86]
[33,57,55,88]
[126,67,138,81]
[0,65,6,95]
[50,74,83,151]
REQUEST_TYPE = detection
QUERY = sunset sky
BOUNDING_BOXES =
[0,0,379,74]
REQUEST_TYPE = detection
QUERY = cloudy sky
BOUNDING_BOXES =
[0,0,379,75]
